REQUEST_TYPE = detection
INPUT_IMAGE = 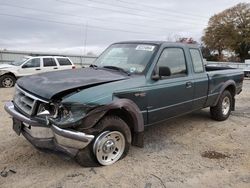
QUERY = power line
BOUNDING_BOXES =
[116,0,209,19]
[58,0,206,25]
[0,13,165,36]
[56,0,207,26]
[0,3,201,34]
[83,0,208,22]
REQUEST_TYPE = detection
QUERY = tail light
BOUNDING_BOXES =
[72,65,76,69]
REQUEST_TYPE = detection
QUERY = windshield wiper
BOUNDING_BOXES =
[103,65,130,76]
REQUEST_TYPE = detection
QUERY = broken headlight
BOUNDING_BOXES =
[37,102,59,118]
[48,102,94,128]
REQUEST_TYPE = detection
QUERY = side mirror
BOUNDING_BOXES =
[159,66,171,77]
[152,66,171,81]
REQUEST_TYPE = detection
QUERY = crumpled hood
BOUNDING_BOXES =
[0,64,14,69]
[17,68,129,100]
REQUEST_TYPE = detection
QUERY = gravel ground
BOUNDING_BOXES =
[0,79,250,188]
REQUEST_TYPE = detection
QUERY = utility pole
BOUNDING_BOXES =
[83,21,88,67]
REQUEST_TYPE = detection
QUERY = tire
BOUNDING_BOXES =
[0,74,16,88]
[210,90,232,121]
[75,115,131,167]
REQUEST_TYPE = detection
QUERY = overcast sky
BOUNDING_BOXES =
[0,0,248,55]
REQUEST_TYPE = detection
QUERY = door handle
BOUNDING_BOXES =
[186,82,192,88]
[53,67,58,69]
[35,68,41,71]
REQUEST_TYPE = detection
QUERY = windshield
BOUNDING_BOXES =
[10,57,29,66]
[94,43,157,74]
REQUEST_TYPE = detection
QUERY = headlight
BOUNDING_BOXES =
[37,102,59,118]
[48,102,95,128]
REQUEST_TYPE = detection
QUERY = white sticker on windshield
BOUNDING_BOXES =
[136,45,155,51]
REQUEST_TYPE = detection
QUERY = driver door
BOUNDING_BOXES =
[147,47,194,124]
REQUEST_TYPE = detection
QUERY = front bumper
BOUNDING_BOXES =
[4,101,95,157]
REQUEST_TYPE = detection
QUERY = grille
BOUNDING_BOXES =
[13,86,40,116]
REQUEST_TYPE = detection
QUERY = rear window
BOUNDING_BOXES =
[43,58,57,67]
[57,58,72,66]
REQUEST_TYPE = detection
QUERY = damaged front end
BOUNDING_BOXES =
[4,83,101,157]
[4,100,96,157]
[5,83,144,159]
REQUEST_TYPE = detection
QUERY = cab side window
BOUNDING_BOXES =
[22,58,40,68]
[190,49,204,73]
[43,58,57,67]
[156,48,187,78]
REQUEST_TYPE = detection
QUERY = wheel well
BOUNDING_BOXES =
[225,85,236,97]
[106,108,135,133]
[1,72,16,79]
[105,108,144,147]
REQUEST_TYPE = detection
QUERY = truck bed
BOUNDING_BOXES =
[205,64,234,71]
[205,68,244,107]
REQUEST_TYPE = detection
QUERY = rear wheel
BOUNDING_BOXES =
[0,75,16,88]
[210,90,232,121]
[75,115,131,167]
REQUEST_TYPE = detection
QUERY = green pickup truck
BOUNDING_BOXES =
[5,41,244,166]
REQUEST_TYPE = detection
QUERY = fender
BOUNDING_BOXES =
[79,99,144,147]
[212,80,236,107]
[0,70,10,76]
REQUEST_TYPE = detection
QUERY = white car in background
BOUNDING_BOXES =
[0,56,75,88]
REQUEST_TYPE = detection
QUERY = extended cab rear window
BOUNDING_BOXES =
[57,58,72,66]
[190,49,204,73]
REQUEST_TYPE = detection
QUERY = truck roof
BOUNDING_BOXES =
[115,40,199,48]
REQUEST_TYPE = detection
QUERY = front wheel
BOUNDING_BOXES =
[93,130,126,166]
[75,115,131,167]
[210,90,232,121]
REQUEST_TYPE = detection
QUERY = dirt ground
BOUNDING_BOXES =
[0,80,250,188]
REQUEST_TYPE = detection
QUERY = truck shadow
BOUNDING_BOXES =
[139,109,215,152]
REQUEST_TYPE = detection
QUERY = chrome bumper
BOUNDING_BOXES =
[4,101,94,155]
